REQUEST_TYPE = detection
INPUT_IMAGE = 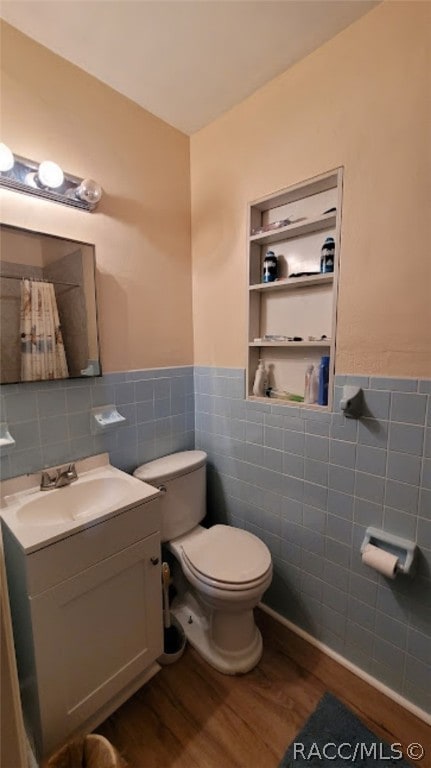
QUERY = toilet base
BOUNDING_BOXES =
[171,591,263,675]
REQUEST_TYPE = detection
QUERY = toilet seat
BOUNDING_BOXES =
[180,524,272,591]
[182,556,272,593]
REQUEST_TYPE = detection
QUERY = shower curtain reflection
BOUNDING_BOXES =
[20,279,69,381]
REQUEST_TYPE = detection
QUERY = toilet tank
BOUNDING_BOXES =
[133,451,207,542]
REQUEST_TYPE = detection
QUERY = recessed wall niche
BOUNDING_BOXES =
[0,224,101,384]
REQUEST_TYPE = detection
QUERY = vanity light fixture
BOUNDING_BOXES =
[75,177,103,206]
[36,160,65,189]
[0,143,102,211]
[0,142,14,172]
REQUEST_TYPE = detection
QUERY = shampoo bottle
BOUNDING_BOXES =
[263,251,278,283]
[252,359,267,397]
[317,355,330,406]
[320,237,335,273]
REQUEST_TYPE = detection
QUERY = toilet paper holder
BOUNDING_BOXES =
[361,527,417,576]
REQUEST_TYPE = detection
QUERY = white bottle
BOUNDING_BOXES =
[252,359,267,397]
[304,365,314,404]
[311,366,319,404]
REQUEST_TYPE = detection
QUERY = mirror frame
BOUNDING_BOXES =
[0,222,102,385]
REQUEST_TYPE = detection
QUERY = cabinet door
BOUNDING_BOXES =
[30,533,162,754]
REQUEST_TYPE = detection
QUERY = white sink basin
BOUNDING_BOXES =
[0,455,160,553]
[16,476,135,526]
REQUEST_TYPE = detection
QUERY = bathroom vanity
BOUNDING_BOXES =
[0,454,163,759]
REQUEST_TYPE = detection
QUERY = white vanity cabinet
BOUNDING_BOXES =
[2,496,163,759]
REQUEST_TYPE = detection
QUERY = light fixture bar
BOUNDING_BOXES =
[0,149,102,211]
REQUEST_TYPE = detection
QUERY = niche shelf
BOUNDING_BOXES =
[248,395,328,410]
[250,212,336,245]
[249,273,333,293]
[246,168,343,408]
[249,341,331,349]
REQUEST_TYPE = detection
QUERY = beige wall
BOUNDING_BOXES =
[1,4,430,378]
[190,1,431,377]
[0,21,193,372]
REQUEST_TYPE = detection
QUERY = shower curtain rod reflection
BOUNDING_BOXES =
[0,273,80,288]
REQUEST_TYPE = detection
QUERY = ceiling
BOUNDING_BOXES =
[0,0,378,135]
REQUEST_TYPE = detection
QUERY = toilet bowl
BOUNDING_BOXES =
[133,451,273,674]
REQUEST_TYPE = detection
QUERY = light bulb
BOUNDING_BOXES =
[75,178,102,205]
[0,143,14,172]
[38,160,64,189]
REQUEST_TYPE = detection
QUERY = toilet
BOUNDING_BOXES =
[133,450,273,675]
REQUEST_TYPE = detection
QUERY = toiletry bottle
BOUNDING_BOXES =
[311,365,319,404]
[252,359,267,397]
[317,355,330,406]
[320,237,335,273]
[304,365,314,404]
[263,250,278,283]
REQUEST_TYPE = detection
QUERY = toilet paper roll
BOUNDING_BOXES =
[362,543,398,579]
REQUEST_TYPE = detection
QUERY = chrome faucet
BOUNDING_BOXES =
[40,463,78,490]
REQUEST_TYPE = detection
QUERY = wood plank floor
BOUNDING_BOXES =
[96,610,430,768]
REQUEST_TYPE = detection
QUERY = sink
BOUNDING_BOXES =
[16,477,134,526]
[0,454,161,553]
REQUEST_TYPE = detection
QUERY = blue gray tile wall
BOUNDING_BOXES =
[1,364,430,713]
[194,367,431,713]
[0,367,194,479]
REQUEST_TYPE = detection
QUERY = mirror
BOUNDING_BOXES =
[0,224,101,384]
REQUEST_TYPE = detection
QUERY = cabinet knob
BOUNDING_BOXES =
[150,556,159,566]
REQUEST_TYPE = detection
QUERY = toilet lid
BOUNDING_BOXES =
[133,450,207,483]
[181,525,271,584]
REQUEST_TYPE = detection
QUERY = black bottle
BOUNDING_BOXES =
[263,250,278,283]
[320,237,335,273]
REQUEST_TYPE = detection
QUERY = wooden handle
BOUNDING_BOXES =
[162,562,171,629]
[162,561,170,588]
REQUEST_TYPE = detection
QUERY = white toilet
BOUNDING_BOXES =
[133,450,273,675]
